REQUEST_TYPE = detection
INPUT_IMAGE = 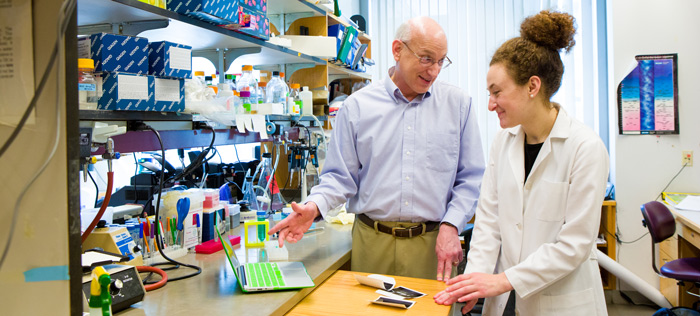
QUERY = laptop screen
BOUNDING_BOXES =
[216,219,241,270]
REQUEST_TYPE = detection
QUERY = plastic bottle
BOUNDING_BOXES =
[300,86,313,116]
[266,71,288,104]
[225,74,236,91]
[194,71,206,84]
[257,81,266,104]
[240,90,253,114]
[288,83,301,115]
[236,65,258,104]
[256,211,267,242]
[78,58,98,110]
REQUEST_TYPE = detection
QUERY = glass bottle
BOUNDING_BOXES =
[78,58,98,110]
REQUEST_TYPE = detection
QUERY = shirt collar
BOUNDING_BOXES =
[384,66,432,104]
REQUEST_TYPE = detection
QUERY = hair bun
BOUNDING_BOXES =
[520,10,576,52]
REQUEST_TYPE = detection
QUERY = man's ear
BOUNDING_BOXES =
[391,40,403,62]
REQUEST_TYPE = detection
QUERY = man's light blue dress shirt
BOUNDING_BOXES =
[306,69,485,232]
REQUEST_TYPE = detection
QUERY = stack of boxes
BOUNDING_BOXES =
[167,0,270,40]
[79,33,191,112]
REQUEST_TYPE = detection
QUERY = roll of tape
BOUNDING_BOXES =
[266,122,276,134]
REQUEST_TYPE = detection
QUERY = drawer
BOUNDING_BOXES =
[660,235,678,259]
[681,226,700,250]
[658,248,679,306]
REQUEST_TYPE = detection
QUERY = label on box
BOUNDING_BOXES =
[168,46,192,70]
[117,75,148,100]
[77,37,91,58]
[155,78,180,102]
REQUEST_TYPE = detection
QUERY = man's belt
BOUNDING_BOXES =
[357,213,440,238]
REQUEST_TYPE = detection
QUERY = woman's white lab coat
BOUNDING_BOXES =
[465,107,609,316]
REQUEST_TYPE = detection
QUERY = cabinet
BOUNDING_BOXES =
[76,0,371,151]
[599,200,617,290]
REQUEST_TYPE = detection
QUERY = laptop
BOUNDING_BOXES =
[215,220,314,292]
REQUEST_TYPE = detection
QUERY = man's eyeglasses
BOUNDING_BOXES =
[401,41,452,69]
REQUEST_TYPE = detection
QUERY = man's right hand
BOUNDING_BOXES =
[268,201,320,247]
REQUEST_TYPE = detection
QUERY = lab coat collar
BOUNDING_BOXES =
[383,66,432,104]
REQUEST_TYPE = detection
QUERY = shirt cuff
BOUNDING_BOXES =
[441,209,468,233]
[305,194,328,221]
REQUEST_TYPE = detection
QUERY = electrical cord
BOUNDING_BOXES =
[87,169,99,208]
[656,162,689,201]
[608,162,689,246]
[0,0,76,270]
[146,126,202,283]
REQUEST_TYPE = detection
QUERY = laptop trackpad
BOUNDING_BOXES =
[278,262,314,287]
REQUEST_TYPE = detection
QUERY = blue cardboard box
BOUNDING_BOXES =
[151,77,186,112]
[89,33,149,74]
[98,72,153,111]
[201,206,225,243]
[148,41,193,79]
[168,0,238,25]
[233,10,270,40]
[168,0,267,29]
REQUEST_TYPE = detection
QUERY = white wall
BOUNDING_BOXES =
[611,0,700,289]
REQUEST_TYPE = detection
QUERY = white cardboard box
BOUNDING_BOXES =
[279,35,337,58]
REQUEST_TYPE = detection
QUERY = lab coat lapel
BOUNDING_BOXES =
[524,106,571,181]
[507,127,525,189]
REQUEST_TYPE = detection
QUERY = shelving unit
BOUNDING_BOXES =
[599,200,617,290]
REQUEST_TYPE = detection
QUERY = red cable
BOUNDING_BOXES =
[137,265,168,291]
[81,171,114,243]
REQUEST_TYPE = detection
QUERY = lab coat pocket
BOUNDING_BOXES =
[426,133,457,172]
[533,180,568,222]
[540,288,595,316]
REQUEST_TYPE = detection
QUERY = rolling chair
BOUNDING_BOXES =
[641,201,700,310]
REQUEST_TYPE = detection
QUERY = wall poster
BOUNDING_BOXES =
[617,53,678,135]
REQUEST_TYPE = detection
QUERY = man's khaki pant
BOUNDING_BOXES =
[350,218,440,279]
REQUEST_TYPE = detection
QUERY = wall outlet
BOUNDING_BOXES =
[682,150,693,167]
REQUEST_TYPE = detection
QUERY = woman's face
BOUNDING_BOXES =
[486,63,532,129]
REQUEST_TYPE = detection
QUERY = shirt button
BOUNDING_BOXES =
[405,201,409,206]
[407,126,412,130]
[405,176,410,181]
[406,151,411,155]
[516,223,522,230]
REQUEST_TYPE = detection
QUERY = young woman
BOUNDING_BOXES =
[434,10,609,316]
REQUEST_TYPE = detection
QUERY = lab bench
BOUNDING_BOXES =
[118,221,352,316]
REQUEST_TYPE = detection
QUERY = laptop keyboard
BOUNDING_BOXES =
[246,262,286,288]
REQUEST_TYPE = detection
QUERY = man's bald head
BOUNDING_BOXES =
[394,16,447,47]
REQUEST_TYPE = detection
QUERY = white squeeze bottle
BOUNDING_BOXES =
[300,86,313,116]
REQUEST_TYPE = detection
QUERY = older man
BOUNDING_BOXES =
[269,16,484,280]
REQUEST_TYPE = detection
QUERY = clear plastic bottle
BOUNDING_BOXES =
[256,211,267,242]
[194,71,206,84]
[300,86,313,116]
[288,83,301,115]
[78,58,98,110]
[236,65,258,103]
[240,90,252,114]
[257,81,266,104]
[266,71,289,105]
[225,74,236,91]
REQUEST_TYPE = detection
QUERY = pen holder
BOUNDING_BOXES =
[244,220,269,247]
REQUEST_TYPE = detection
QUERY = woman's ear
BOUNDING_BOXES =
[528,76,542,98]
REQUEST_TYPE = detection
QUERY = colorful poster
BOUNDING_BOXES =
[617,54,678,134]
